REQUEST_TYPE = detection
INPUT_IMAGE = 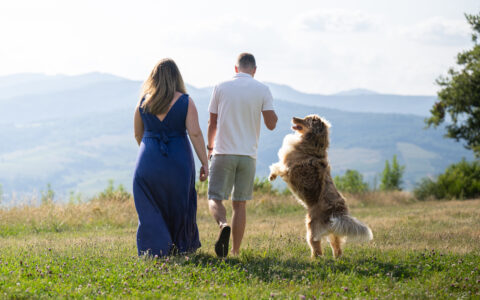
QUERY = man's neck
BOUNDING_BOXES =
[236,71,254,77]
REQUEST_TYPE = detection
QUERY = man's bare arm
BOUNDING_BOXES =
[207,113,218,157]
[262,110,278,130]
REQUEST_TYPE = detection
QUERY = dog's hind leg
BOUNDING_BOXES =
[306,217,323,258]
[327,234,345,259]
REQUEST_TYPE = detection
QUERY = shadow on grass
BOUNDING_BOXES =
[181,250,423,282]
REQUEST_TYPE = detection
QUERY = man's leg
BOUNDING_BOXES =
[231,201,246,256]
[230,156,255,256]
[207,155,233,228]
[207,155,235,257]
[208,199,227,227]
[209,199,231,257]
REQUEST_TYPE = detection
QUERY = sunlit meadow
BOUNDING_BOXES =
[1,184,479,298]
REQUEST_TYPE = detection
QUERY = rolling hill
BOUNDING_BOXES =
[0,73,472,202]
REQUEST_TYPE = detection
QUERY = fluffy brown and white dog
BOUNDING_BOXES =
[269,115,373,258]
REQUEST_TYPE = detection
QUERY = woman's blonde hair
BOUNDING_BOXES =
[141,58,186,115]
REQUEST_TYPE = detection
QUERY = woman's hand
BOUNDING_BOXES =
[199,164,209,182]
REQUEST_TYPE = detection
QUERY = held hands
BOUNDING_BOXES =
[202,144,212,181]
[199,164,209,182]
[208,149,213,160]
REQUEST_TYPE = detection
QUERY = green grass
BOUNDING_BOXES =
[1,195,479,298]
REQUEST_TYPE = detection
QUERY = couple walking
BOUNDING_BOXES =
[133,53,278,257]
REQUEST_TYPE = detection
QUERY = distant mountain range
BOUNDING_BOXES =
[187,82,436,117]
[334,88,378,96]
[0,73,472,202]
[263,83,437,116]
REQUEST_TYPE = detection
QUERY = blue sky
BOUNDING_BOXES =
[0,0,479,95]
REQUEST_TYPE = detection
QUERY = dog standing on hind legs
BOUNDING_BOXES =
[269,114,373,258]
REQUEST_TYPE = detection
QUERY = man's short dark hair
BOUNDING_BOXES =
[236,53,256,70]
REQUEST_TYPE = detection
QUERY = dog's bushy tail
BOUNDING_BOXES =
[330,215,373,242]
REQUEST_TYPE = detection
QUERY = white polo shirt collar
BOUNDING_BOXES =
[233,72,252,79]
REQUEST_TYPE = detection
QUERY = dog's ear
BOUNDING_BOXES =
[304,117,328,152]
[311,118,324,134]
[305,117,324,136]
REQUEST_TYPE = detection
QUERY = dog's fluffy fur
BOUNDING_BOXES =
[269,115,373,258]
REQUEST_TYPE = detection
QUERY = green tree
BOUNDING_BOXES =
[426,13,480,157]
[380,155,406,191]
[334,170,369,193]
[414,158,480,200]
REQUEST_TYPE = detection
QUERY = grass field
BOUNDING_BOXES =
[1,191,479,299]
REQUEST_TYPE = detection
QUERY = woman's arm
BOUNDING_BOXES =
[134,102,144,146]
[186,97,209,181]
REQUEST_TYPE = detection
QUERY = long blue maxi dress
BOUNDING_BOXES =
[133,94,201,256]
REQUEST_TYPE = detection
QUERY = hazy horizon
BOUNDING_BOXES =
[0,71,438,97]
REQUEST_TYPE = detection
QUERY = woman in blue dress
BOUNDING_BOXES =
[133,58,208,256]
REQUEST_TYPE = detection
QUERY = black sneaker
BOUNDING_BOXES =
[214,225,231,257]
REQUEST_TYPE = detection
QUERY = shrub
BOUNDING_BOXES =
[413,177,440,201]
[414,159,480,200]
[195,180,208,197]
[68,191,83,204]
[281,187,292,196]
[196,177,282,198]
[334,170,369,193]
[253,177,277,195]
[41,183,55,205]
[380,155,405,191]
[92,180,131,202]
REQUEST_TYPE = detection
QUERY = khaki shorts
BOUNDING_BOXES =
[208,154,256,201]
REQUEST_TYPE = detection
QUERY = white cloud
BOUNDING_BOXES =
[400,17,471,45]
[295,10,381,33]
[0,0,476,95]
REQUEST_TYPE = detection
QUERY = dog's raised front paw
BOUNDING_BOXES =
[268,173,277,181]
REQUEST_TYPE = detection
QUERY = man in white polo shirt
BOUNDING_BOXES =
[207,53,278,257]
